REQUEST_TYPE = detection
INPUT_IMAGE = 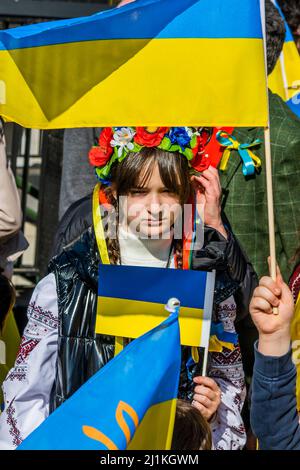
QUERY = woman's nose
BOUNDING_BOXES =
[145,193,162,214]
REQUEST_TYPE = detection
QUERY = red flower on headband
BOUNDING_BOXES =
[190,136,211,172]
[88,128,113,167]
[191,135,204,157]
[134,127,169,147]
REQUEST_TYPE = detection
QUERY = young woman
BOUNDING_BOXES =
[0,127,256,450]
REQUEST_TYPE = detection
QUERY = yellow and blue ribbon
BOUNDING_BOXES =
[208,322,238,352]
[93,183,125,356]
[216,131,262,176]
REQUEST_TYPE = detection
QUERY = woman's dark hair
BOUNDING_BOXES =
[266,0,286,75]
[171,399,212,450]
[111,147,191,204]
[103,148,192,267]
[277,0,300,35]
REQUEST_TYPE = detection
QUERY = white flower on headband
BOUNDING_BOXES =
[185,126,200,137]
[185,127,194,138]
[111,127,136,157]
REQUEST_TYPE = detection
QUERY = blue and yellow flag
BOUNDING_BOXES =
[17,311,180,450]
[96,264,215,348]
[269,1,300,117]
[0,0,268,128]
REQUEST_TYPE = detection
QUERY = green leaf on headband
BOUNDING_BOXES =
[182,147,194,160]
[158,136,172,150]
[132,142,143,153]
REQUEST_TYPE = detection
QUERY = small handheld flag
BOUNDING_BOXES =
[96,264,215,348]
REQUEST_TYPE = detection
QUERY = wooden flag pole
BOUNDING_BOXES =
[264,128,279,317]
[264,126,277,282]
[264,128,279,314]
[262,0,278,313]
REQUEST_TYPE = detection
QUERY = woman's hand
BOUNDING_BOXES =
[249,259,294,357]
[191,166,227,239]
[192,376,221,421]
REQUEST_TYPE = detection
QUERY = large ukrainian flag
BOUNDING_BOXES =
[0,0,268,128]
[17,311,181,450]
[269,0,300,117]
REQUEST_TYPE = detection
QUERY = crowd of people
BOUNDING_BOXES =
[0,0,300,452]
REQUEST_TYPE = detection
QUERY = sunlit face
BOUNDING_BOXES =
[118,162,182,238]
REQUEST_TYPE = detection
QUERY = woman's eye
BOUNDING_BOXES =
[131,189,147,195]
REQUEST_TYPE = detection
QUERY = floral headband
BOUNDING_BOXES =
[88,126,212,183]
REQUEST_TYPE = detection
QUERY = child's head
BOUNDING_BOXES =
[171,399,212,450]
[110,147,192,238]
[89,127,211,240]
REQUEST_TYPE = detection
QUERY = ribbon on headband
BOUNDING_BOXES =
[216,131,262,176]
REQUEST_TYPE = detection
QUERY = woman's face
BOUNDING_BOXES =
[119,162,182,238]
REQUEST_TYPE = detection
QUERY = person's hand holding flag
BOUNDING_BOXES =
[192,376,221,421]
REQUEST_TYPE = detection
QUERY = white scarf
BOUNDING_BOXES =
[118,225,174,268]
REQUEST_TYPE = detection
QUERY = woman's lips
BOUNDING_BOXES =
[141,219,167,226]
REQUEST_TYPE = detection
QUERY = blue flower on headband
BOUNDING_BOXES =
[169,127,191,151]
